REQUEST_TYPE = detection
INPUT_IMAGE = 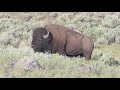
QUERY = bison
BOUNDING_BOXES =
[31,24,94,60]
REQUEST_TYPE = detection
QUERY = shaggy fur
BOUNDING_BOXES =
[31,24,94,60]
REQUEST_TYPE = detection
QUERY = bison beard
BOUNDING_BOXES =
[31,24,94,60]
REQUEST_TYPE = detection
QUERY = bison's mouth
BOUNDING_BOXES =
[31,45,36,49]
[31,45,43,52]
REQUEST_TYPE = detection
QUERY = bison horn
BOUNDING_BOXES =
[43,31,50,39]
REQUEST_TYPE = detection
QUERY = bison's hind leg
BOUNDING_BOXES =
[83,52,92,60]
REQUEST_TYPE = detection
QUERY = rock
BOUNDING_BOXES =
[12,56,41,71]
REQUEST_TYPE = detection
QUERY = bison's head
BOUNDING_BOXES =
[31,28,52,52]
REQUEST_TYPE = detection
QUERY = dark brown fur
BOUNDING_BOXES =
[31,24,94,60]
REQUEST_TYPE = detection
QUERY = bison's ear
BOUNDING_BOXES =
[43,31,50,39]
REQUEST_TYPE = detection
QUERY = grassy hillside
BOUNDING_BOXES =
[0,12,120,78]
